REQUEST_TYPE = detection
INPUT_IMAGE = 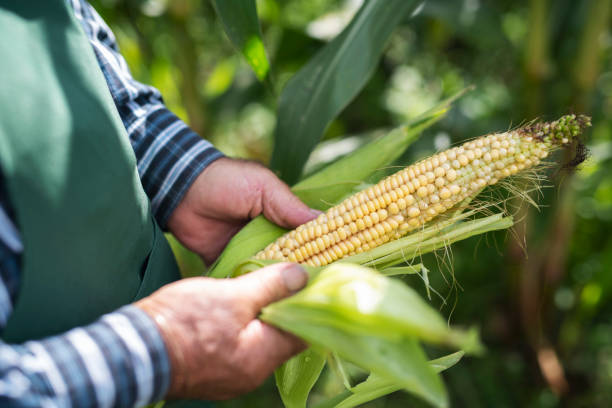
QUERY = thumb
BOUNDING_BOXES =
[234,262,308,315]
[261,175,321,229]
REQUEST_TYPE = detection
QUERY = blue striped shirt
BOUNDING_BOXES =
[0,0,223,406]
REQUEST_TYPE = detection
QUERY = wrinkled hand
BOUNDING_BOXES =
[135,262,308,400]
[167,157,318,264]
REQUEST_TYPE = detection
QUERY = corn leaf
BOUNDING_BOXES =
[261,263,482,351]
[312,351,464,408]
[270,0,420,184]
[343,213,514,269]
[212,0,270,81]
[207,217,286,278]
[275,348,326,408]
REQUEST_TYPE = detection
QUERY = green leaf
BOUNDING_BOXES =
[313,352,465,408]
[261,263,482,353]
[207,216,285,278]
[275,348,326,408]
[212,0,270,80]
[271,0,420,184]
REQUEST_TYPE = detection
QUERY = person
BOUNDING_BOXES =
[0,0,317,405]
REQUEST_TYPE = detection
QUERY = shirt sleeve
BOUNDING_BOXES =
[70,0,225,227]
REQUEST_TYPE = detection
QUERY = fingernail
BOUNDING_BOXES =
[282,264,308,292]
[310,209,323,217]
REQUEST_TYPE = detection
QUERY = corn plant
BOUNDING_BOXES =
[209,2,591,407]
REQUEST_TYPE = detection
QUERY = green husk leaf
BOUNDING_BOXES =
[261,263,482,352]
[343,213,514,269]
[275,348,326,408]
[313,351,465,408]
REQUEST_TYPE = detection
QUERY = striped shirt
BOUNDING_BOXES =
[0,0,223,406]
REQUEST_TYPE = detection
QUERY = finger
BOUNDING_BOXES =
[234,262,308,314]
[260,174,321,228]
[240,319,307,376]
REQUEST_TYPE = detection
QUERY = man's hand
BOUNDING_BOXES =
[135,262,308,400]
[167,157,318,264]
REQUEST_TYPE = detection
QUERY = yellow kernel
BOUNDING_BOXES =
[327,218,336,231]
[371,211,380,223]
[312,256,322,267]
[483,152,492,162]
[322,251,333,264]
[314,225,322,237]
[363,215,373,228]
[418,175,428,186]
[299,246,309,260]
[417,186,428,198]
[305,242,314,256]
[382,193,392,206]
[427,184,436,194]
[430,194,440,204]
[491,149,500,160]
[339,242,349,254]
[381,221,393,233]
[355,206,365,219]
[404,194,415,206]
[426,171,435,183]
[427,208,437,217]
[419,201,429,210]
[432,157,440,167]
[356,219,366,231]
[440,187,451,199]
[350,236,361,247]
[366,201,377,213]
[343,213,352,224]
[388,202,400,215]
[332,245,343,258]
[450,185,461,195]
[307,226,315,240]
[360,203,371,217]
[366,188,376,200]
[378,209,388,220]
[408,207,420,217]
[373,185,382,196]
[335,216,344,228]
[314,237,325,252]
[348,222,358,234]
[408,218,420,228]
[338,227,348,240]
[434,167,446,178]
[447,150,457,160]
[375,223,385,236]
[412,178,421,189]
[323,234,331,247]
[397,198,407,210]
[447,168,457,181]
[458,154,469,166]
[377,196,386,208]
[435,177,446,188]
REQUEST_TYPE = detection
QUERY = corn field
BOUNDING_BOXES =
[92,0,612,406]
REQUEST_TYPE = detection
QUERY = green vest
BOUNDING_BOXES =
[0,0,181,342]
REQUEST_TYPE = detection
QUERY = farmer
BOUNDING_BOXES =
[0,0,315,405]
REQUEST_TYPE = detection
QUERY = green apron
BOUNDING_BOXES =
[0,0,181,342]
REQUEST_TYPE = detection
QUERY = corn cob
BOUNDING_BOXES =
[256,114,590,267]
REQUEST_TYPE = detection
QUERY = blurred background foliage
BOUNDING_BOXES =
[91,0,612,406]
